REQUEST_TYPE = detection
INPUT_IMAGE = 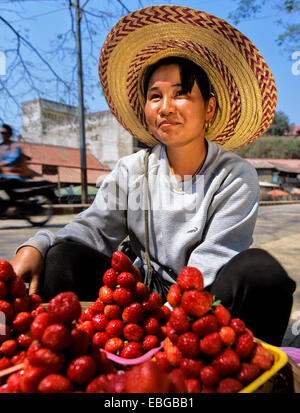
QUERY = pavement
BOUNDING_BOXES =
[1,202,299,347]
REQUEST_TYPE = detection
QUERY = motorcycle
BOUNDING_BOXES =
[0,177,57,226]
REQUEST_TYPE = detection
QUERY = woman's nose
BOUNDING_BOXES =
[158,96,174,115]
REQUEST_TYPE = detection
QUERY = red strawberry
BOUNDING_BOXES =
[132,282,149,301]
[217,377,243,393]
[6,371,22,393]
[0,259,15,281]
[185,378,202,393]
[11,350,27,365]
[120,342,143,359]
[31,304,46,318]
[67,355,97,384]
[38,373,73,393]
[213,304,231,326]
[0,339,18,356]
[0,280,8,299]
[230,318,246,336]
[169,307,190,334]
[234,332,254,359]
[212,348,241,377]
[123,323,144,342]
[28,294,43,312]
[76,320,95,339]
[152,305,171,322]
[142,292,163,312]
[105,319,124,338]
[92,313,109,331]
[30,312,51,340]
[12,311,32,331]
[92,331,109,349]
[116,272,136,290]
[70,328,89,355]
[142,317,160,335]
[20,365,48,393]
[106,372,126,393]
[111,251,133,273]
[0,357,12,371]
[99,285,114,304]
[192,314,218,337]
[236,362,260,384]
[86,375,109,393]
[0,299,14,320]
[113,288,133,306]
[27,342,66,373]
[122,302,144,323]
[165,321,180,344]
[164,337,182,367]
[167,284,182,307]
[180,357,204,378]
[202,291,214,306]
[12,296,30,313]
[8,276,27,297]
[181,290,210,318]
[177,332,200,358]
[124,360,170,393]
[79,307,95,323]
[48,291,81,324]
[90,298,105,315]
[103,268,118,288]
[104,337,124,355]
[142,335,159,352]
[168,368,187,393]
[200,332,222,356]
[250,342,274,371]
[154,351,172,372]
[104,304,122,320]
[16,332,33,349]
[201,387,217,393]
[41,323,71,352]
[219,326,236,347]
[131,265,143,282]
[177,266,204,292]
[200,365,220,388]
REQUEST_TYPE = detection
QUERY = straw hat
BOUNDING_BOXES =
[99,5,277,150]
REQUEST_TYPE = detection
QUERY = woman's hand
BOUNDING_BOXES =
[10,246,44,295]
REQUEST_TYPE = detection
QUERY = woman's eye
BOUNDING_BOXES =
[175,90,185,97]
[148,93,160,100]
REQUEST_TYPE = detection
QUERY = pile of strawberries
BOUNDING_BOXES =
[76,251,170,359]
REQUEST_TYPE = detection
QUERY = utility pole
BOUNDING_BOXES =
[74,0,88,204]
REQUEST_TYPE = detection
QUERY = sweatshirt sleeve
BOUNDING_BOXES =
[187,160,260,287]
[17,159,129,258]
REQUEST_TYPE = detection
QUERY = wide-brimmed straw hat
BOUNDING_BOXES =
[99,5,277,150]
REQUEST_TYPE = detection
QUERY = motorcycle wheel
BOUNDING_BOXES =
[25,195,53,226]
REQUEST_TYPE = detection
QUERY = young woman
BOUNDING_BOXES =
[10,6,295,345]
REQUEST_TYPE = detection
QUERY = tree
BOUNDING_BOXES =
[265,110,291,136]
[228,0,300,52]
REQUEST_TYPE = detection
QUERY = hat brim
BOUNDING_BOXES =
[99,5,277,150]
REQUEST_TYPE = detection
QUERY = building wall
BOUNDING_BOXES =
[21,98,134,170]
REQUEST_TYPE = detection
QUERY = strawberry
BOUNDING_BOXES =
[105,319,124,338]
[103,268,118,288]
[20,365,48,393]
[6,371,22,393]
[167,284,182,307]
[177,332,200,358]
[79,307,95,322]
[120,342,143,359]
[234,332,254,359]
[41,323,71,352]
[0,357,12,371]
[27,341,65,373]
[90,298,105,315]
[38,373,73,393]
[70,328,89,355]
[106,372,126,393]
[212,348,241,377]
[104,304,122,320]
[250,342,274,371]
[123,323,144,342]
[202,291,214,306]
[217,377,243,393]
[153,305,171,321]
[86,375,109,393]
[213,304,231,326]
[180,357,204,378]
[12,311,32,332]
[191,314,219,337]
[0,280,8,299]
[124,360,170,393]
[48,291,81,324]
[28,294,43,312]
[201,387,216,393]
[164,338,182,367]
[92,331,109,348]
[30,312,51,340]
[230,318,246,336]
[99,285,114,304]
[132,282,150,301]
[122,302,144,323]
[177,266,204,292]
[116,272,136,290]
[154,351,172,373]
[67,355,97,384]
[200,332,222,356]
[12,296,30,313]
[76,320,95,339]
[142,292,163,312]
[16,332,33,349]
[104,337,124,355]
[111,251,133,273]
[142,317,160,335]
[168,368,187,393]
[236,362,260,384]
[131,265,143,282]
[219,326,236,347]
[185,378,202,393]
[0,299,14,320]
[200,365,220,388]
[169,307,190,334]
[166,321,181,344]
[8,276,27,297]
[0,259,15,281]
[92,313,109,331]
[0,339,18,356]
[113,287,133,306]
[181,290,210,318]
[142,334,159,352]
[31,304,46,318]
[11,350,27,365]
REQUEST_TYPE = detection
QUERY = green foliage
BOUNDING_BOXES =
[234,136,300,158]
[265,111,290,136]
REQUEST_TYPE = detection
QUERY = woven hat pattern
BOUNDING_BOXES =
[99,5,277,150]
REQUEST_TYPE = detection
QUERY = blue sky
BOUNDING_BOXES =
[1,0,299,134]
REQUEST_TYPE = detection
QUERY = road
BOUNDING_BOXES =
[0,203,299,346]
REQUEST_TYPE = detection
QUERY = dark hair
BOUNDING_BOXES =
[1,124,13,136]
[143,56,216,104]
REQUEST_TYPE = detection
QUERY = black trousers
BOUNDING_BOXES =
[39,241,296,346]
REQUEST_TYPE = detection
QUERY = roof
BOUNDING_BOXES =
[285,125,300,136]
[246,158,300,173]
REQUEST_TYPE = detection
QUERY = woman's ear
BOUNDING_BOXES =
[205,96,217,122]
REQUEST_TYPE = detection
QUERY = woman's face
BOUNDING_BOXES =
[144,64,216,149]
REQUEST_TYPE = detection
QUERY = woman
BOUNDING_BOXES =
[10,6,295,345]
